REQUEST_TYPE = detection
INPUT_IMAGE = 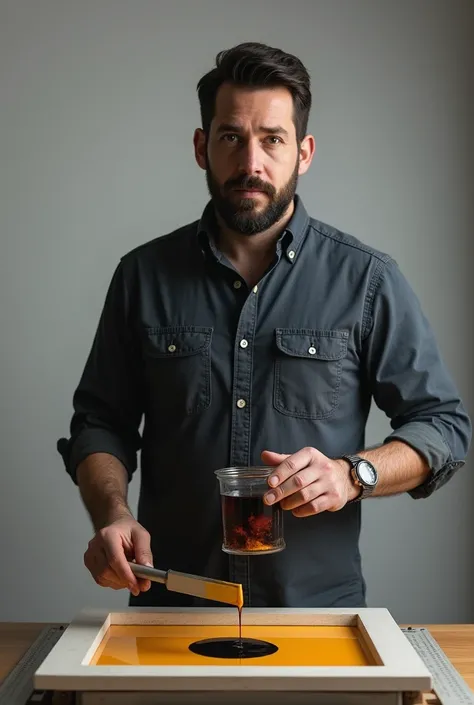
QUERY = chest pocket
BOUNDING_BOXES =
[273,329,348,419]
[143,326,213,418]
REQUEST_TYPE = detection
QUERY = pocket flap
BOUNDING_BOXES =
[144,326,213,358]
[275,328,348,360]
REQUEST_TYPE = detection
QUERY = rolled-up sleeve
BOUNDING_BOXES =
[57,260,143,484]
[363,258,472,498]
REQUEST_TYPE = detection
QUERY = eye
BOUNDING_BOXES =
[221,134,240,143]
[266,136,283,145]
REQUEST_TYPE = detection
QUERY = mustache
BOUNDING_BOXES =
[224,175,275,196]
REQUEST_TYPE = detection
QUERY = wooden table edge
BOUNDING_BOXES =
[0,621,472,704]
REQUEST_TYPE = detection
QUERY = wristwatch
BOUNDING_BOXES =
[342,455,378,503]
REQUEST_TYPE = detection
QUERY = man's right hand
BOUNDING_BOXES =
[83,514,153,597]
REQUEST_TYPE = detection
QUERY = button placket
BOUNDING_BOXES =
[228,289,258,609]
[230,290,258,469]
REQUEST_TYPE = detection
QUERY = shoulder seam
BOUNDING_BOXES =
[362,258,392,339]
[309,222,392,264]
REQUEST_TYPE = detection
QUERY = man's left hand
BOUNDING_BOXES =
[261,448,359,517]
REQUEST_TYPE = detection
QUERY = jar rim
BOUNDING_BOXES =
[214,466,273,479]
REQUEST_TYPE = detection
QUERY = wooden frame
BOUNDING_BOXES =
[34,607,431,705]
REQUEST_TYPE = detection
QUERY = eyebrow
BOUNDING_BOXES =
[216,123,289,138]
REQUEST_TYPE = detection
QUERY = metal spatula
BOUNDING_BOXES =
[128,561,243,608]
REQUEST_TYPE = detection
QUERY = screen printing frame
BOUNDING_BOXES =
[34,607,431,705]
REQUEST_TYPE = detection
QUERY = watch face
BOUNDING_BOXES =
[357,461,377,486]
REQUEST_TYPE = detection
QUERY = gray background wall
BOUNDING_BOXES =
[1,0,473,624]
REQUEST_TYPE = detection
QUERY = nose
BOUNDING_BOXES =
[238,139,263,175]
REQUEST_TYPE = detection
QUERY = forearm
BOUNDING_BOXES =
[344,440,430,499]
[76,452,134,530]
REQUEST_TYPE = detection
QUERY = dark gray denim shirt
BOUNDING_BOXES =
[58,195,471,608]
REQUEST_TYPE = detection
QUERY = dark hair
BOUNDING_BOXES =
[197,42,311,143]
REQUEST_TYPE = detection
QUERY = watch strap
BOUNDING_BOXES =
[344,454,362,466]
[342,454,376,503]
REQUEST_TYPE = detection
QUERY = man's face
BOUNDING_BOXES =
[195,84,309,235]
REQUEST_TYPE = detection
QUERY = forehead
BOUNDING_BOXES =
[212,83,295,134]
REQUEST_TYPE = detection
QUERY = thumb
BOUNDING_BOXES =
[261,450,290,466]
[131,526,153,567]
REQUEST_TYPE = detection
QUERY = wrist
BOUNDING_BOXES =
[96,503,133,531]
[340,454,379,502]
[334,458,361,502]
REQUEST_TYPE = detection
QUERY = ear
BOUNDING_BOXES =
[297,133,316,176]
[193,128,207,171]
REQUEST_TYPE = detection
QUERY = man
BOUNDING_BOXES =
[58,42,471,608]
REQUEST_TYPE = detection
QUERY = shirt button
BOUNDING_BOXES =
[240,339,248,348]
[308,346,316,355]
[253,285,258,293]
[288,250,295,260]
[236,399,246,408]
[233,280,242,289]
[168,344,177,353]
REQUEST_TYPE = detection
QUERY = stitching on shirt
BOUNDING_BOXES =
[308,222,392,264]
[273,355,343,420]
[275,329,349,360]
[275,328,349,338]
[436,425,453,462]
[145,325,213,335]
[285,213,310,257]
[307,221,394,342]
[361,258,389,341]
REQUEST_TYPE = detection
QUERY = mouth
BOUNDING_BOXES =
[232,188,267,197]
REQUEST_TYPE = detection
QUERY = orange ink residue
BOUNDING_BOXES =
[203,579,243,608]
[222,495,282,553]
[89,625,376,667]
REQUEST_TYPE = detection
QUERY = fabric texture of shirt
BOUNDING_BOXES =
[57,195,471,608]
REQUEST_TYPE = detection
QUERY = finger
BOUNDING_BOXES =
[266,465,326,505]
[263,447,323,490]
[101,532,140,593]
[99,568,147,595]
[130,526,153,592]
[261,450,290,466]
[131,526,153,566]
[97,572,147,595]
[126,561,152,592]
[137,578,151,591]
[85,547,132,591]
[84,543,108,577]
[96,573,127,590]
[292,493,332,518]
[279,480,325,511]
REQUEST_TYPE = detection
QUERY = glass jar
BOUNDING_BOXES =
[214,466,286,555]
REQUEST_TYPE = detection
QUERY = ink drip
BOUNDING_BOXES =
[189,605,278,659]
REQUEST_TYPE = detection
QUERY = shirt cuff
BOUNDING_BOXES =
[57,428,137,484]
[384,422,465,499]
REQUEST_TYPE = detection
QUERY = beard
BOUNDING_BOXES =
[205,160,299,236]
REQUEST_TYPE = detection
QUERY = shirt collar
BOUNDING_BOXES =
[280,194,310,262]
[196,202,221,261]
[197,194,310,264]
